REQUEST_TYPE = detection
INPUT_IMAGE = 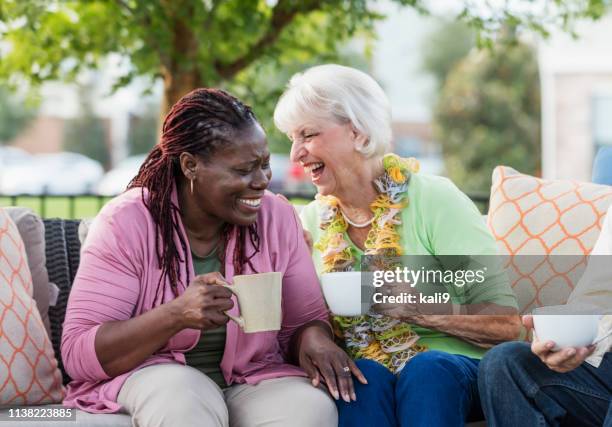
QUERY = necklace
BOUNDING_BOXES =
[315,153,425,373]
[340,209,375,228]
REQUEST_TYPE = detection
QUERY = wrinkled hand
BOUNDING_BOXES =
[524,315,595,373]
[297,326,367,402]
[371,282,423,321]
[169,272,234,331]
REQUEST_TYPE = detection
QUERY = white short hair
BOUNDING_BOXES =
[273,64,392,157]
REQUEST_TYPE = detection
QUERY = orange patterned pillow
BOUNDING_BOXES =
[487,166,612,312]
[0,208,64,406]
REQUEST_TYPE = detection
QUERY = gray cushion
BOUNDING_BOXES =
[0,405,131,427]
[3,207,52,338]
[78,217,94,247]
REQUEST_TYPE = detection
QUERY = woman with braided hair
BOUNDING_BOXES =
[60,88,357,426]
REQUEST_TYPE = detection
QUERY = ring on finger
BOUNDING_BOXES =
[339,366,351,377]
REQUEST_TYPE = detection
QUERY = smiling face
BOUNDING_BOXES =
[288,120,366,197]
[184,122,271,227]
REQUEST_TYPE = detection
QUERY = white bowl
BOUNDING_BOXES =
[320,271,365,316]
[533,305,601,350]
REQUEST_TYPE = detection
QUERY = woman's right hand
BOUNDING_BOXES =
[169,272,234,331]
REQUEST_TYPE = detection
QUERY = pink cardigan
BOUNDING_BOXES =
[61,188,329,413]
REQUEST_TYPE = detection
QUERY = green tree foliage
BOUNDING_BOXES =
[0,0,400,154]
[455,0,608,47]
[228,46,370,154]
[0,0,605,115]
[0,85,36,143]
[434,33,541,193]
[64,83,111,168]
[421,19,474,90]
[0,0,606,158]
[0,0,397,114]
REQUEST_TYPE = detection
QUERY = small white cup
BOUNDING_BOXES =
[320,271,368,316]
[533,305,601,351]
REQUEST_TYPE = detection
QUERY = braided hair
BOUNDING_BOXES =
[128,88,261,299]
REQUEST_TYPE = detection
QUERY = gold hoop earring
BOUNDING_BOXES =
[190,178,194,195]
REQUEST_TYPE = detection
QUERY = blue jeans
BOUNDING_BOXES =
[479,342,612,427]
[336,351,483,427]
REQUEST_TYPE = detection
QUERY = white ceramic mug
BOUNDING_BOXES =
[320,271,369,316]
[223,272,282,333]
[533,305,601,350]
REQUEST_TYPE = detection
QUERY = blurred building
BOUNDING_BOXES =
[372,1,437,123]
[9,115,112,156]
[539,14,612,182]
[9,116,65,154]
[4,64,159,168]
[391,121,443,175]
[372,1,446,176]
[392,121,435,154]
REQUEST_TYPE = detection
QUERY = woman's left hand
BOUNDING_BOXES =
[297,325,367,402]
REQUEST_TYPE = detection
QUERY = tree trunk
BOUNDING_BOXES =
[161,67,203,119]
[159,0,203,120]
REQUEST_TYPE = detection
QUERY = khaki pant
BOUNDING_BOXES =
[117,364,338,427]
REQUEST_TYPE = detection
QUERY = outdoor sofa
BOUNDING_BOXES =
[2,165,612,426]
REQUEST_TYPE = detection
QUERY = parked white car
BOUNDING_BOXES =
[96,153,314,197]
[96,154,147,196]
[0,152,104,195]
[0,146,32,166]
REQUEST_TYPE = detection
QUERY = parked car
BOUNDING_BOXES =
[0,163,47,195]
[97,154,147,196]
[268,153,291,194]
[0,146,32,166]
[96,153,314,198]
[268,153,315,197]
[0,152,104,195]
[284,161,316,196]
[40,153,105,194]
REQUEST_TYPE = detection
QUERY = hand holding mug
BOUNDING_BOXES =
[170,272,234,331]
[524,315,596,373]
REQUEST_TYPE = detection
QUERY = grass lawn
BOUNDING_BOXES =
[0,194,487,219]
[0,195,313,219]
[0,196,114,219]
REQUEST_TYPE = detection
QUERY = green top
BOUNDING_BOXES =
[184,248,227,388]
[299,172,518,359]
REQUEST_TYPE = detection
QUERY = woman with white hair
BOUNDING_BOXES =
[273,64,521,427]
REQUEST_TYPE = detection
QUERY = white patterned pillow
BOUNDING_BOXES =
[0,208,64,406]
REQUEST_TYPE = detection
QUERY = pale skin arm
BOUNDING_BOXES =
[373,286,521,348]
[408,311,521,348]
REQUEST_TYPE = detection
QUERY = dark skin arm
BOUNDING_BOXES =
[95,272,233,377]
[289,320,367,402]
